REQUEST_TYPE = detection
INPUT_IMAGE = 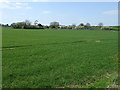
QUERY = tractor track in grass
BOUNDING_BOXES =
[1,45,32,50]
[2,39,103,50]
[2,39,102,50]
[2,40,87,50]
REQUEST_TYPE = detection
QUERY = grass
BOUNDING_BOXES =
[2,28,118,88]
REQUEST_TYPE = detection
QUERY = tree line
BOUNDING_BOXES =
[0,19,118,30]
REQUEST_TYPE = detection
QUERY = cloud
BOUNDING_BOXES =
[103,10,118,15]
[15,2,22,5]
[26,6,32,9]
[42,10,51,14]
[0,2,32,9]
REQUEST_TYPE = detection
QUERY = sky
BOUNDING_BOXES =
[0,2,118,26]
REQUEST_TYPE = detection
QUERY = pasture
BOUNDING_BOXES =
[2,28,118,88]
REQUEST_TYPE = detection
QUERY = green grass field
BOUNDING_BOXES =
[2,28,118,88]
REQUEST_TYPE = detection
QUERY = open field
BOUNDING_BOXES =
[2,28,118,88]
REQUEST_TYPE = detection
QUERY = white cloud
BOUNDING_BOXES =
[26,6,32,9]
[42,10,51,14]
[16,2,22,5]
[103,10,118,15]
[0,2,32,9]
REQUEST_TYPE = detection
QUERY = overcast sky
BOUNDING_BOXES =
[0,2,118,26]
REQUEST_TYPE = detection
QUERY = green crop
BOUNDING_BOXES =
[2,28,118,88]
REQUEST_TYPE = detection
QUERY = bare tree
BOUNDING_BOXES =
[25,20,31,25]
[71,24,76,29]
[98,22,103,27]
[50,21,59,28]
[86,23,91,26]
[34,20,38,26]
